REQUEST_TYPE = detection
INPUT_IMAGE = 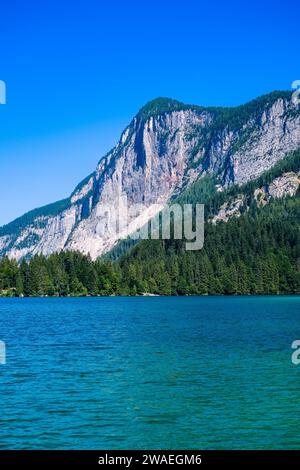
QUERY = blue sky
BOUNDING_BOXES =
[0,0,299,225]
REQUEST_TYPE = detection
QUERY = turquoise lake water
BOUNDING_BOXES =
[0,296,300,450]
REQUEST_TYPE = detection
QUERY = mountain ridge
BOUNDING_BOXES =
[1,90,299,261]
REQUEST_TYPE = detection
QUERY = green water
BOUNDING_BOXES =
[0,296,299,449]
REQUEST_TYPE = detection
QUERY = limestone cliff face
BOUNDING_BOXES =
[211,196,246,225]
[195,97,300,185]
[254,171,300,205]
[211,171,300,224]
[64,109,210,259]
[1,92,300,260]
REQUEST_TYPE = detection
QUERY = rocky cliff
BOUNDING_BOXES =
[211,171,300,224]
[1,91,300,260]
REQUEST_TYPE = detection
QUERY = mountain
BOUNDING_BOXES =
[1,91,300,261]
[114,149,300,295]
[1,152,300,296]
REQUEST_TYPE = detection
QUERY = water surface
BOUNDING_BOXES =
[0,296,299,449]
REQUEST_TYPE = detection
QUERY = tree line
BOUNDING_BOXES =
[0,192,299,297]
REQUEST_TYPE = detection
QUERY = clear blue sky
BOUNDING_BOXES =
[0,0,299,225]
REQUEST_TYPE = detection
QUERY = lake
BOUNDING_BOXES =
[0,296,300,449]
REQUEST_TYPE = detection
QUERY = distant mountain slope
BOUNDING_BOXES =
[1,90,300,261]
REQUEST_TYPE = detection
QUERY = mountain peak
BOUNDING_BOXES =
[137,97,194,120]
